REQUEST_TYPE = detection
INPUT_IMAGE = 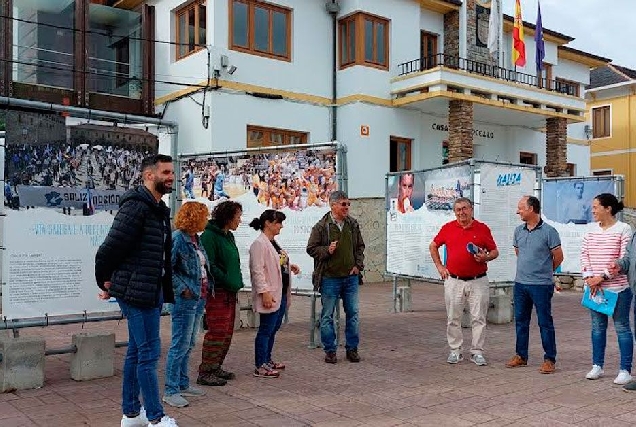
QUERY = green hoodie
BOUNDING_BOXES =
[200,221,244,293]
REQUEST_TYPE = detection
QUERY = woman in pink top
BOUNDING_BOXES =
[581,193,633,385]
[248,210,300,378]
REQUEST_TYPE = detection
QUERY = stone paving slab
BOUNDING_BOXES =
[5,282,636,426]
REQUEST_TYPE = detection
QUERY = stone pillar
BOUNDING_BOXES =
[444,10,460,61]
[545,117,568,177]
[465,0,498,64]
[448,100,474,163]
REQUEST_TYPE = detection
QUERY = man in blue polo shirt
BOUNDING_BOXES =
[506,196,563,374]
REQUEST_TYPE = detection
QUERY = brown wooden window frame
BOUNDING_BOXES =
[554,77,580,97]
[390,136,412,172]
[247,125,308,148]
[538,62,552,89]
[519,151,538,165]
[338,12,390,71]
[175,0,207,61]
[229,0,292,62]
[592,105,611,139]
[420,31,438,70]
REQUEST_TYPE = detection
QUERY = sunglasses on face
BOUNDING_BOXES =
[338,202,351,207]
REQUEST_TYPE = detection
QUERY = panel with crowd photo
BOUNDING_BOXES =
[180,146,339,291]
[181,149,337,211]
[3,109,158,215]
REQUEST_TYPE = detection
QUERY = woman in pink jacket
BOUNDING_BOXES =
[249,210,300,378]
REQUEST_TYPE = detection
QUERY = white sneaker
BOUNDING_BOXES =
[447,352,463,364]
[585,365,604,380]
[470,354,487,366]
[121,407,148,427]
[614,370,632,385]
[148,416,178,427]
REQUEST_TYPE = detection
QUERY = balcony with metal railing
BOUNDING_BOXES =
[397,53,580,97]
[391,53,587,124]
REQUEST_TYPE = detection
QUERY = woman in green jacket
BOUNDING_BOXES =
[196,200,244,387]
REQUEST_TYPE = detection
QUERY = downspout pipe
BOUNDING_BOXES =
[326,1,340,142]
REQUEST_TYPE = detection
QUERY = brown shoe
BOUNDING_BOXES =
[346,349,360,363]
[196,373,227,386]
[324,352,337,364]
[539,359,556,374]
[506,355,527,368]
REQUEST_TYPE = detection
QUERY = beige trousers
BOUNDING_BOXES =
[444,275,489,355]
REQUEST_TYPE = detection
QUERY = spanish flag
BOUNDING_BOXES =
[512,0,526,67]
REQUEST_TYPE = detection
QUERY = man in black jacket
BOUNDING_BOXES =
[95,154,177,427]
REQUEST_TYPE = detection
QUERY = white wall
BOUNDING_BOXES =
[502,31,557,74]
[213,0,333,98]
[337,0,439,98]
[567,144,591,176]
[337,102,421,198]
[152,0,333,100]
[553,59,591,85]
[163,92,330,155]
[151,0,209,100]
[420,8,444,53]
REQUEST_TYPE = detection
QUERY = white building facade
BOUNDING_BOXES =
[145,0,608,198]
[138,0,608,279]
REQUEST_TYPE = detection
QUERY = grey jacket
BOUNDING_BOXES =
[617,233,636,292]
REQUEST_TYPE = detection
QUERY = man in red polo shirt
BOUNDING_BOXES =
[429,197,499,366]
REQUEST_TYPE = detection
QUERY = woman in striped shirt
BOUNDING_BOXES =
[581,193,633,385]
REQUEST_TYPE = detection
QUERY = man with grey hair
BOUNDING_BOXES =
[430,197,499,366]
[307,190,365,364]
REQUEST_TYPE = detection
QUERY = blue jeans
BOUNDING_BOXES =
[184,186,194,199]
[117,299,164,422]
[513,283,557,362]
[254,294,287,367]
[590,287,634,371]
[320,275,359,353]
[164,295,205,395]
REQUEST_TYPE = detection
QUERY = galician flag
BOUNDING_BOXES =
[487,0,500,55]
[535,1,545,72]
[512,0,526,67]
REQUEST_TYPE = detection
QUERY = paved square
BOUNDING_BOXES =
[3,282,635,426]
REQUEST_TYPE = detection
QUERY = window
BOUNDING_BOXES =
[114,37,130,88]
[247,125,307,148]
[442,140,449,165]
[554,77,580,97]
[175,0,207,60]
[339,12,389,70]
[519,152,538,165]
[592,106,611,139]
[566,163,575,176]
[420,31,438,70]
[592,169,612,176]
[538,63,552,89]
[230,0,292,61]
[390,136,412,172]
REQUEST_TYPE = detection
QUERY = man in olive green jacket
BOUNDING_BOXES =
[307,191,365,364]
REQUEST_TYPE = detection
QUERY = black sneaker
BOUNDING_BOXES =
[196,373,227,386]
[346,349,360,363]
[213,367,236,380]
[623,380,636,392]
[324,352,337,364]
